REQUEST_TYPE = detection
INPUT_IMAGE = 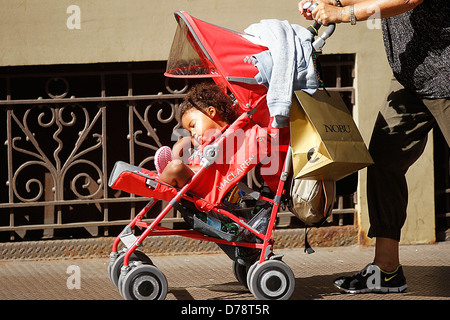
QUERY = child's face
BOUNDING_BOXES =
[181,107,223,145]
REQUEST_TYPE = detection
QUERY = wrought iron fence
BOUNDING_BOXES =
[0,57,358,242]
[0,62,190,240]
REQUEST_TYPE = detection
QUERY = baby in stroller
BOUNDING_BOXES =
[157,82,239,188]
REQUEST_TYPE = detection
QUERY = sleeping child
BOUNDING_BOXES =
[154,82,239,188]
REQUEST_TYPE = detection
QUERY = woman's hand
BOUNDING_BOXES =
[298,0,345,25]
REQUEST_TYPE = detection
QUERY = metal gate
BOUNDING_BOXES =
[0,57,359,242]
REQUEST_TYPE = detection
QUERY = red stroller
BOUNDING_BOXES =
[107,10,335,300]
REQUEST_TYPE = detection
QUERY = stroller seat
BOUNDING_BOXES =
[108,160,271,244]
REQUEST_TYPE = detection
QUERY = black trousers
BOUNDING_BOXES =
[367,79,450,241]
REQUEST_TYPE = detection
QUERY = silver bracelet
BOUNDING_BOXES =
[350,5,356,25]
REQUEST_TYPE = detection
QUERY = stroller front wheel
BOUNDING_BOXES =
[247,260,295,300]
[108,249,153,288]
[120,264,168,300]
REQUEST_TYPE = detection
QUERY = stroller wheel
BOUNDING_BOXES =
[232,261,251,289]
[108,249,153,288]
[246,261,260,294]
[247,260,295,300]
[120,264,168,300]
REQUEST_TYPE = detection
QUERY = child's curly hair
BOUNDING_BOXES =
[177,82,239,125]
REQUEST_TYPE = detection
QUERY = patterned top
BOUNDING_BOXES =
[382,0,450,99]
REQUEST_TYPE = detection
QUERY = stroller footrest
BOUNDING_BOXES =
[108,161,144,187]
[108,161,177,201]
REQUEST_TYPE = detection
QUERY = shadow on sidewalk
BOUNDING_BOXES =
[194,266,450,300]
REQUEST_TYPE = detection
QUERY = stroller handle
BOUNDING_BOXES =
[302,1,336,51]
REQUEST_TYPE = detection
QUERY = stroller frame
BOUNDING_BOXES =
[108,111,294,300]
[107,11,335,300]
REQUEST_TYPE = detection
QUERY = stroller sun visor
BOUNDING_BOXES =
[165,13,218,78]
[164,11,271,115]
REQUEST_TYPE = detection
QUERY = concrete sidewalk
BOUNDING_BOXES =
[0,241,448,300]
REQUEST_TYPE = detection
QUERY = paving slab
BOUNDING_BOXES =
[0,242,448,301]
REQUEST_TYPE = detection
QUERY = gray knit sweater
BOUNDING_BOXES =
[382,0,450,99]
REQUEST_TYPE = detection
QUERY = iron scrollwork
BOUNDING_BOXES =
[7,102,105,203]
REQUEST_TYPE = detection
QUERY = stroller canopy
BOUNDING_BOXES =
[164,11,291,198]
[165,11,269,113]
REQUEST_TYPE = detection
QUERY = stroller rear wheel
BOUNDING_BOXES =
[108,249,153,288]
[120,264,168,300]
[247,259,295,300]
[232,261,251,289]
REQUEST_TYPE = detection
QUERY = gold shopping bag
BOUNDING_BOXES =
[290,90,373,181]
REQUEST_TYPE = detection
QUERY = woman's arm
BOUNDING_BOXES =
[298,0,424,25]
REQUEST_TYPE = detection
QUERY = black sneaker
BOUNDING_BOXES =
[333,263,408,294]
